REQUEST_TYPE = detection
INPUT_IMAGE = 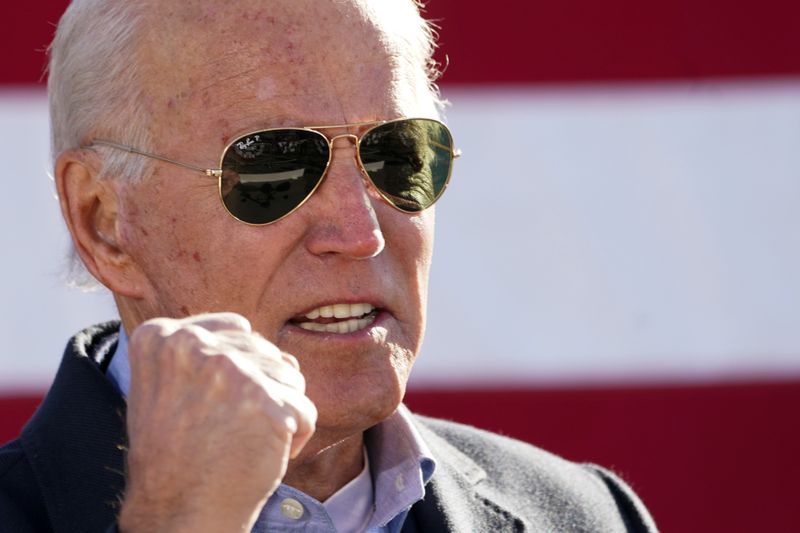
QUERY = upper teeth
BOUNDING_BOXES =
[298,303,377,334]
[305,303,374,320]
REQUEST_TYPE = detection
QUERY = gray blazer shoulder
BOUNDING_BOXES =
[411,414,658,532]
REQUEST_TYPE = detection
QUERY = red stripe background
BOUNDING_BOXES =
[4,0,800,85]
[428,0,800,83]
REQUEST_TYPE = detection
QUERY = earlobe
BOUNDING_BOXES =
[54,150,147,298]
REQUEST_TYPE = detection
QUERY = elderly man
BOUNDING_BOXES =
[0,0,656,532]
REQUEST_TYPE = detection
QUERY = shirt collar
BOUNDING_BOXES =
[322,447,373,531]
[106,325,130,396]
[365,405,437,528]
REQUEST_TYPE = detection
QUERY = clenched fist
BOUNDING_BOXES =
[118,313,317,533]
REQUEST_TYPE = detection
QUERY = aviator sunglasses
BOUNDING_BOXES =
[88,117,460,225]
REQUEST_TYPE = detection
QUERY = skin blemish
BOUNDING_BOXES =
[170,216,178,223]
[192,252,202,262]
[167,98,176,109]
[241,9,269,21]
[180,305,190,316]
[256,76,278,100]
[140,228,149,237]
[215,119,232,144]
[203,6,218,20]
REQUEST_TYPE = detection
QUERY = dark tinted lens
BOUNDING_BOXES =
[359,119,453,212]
[220,129,329,224]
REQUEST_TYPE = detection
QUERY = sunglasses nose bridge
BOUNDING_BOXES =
[326,132,369,177]
[327,132,359,148]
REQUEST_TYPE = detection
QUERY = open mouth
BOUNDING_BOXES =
[290,303,380,334]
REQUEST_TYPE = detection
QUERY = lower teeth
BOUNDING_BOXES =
[298,315,375,333]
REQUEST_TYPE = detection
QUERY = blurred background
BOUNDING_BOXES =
[2,1,799,531]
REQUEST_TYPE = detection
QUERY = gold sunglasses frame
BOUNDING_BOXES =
[88,117,461,226]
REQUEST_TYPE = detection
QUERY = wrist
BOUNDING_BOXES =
[118,489,261,533]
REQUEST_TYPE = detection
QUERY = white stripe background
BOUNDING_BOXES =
[2,80,799,391]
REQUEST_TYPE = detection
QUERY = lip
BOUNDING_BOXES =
[284,307,391,338]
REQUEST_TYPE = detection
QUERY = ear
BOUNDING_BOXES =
[54,149,148,298]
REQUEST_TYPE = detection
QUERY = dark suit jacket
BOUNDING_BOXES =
[0,323,657,532]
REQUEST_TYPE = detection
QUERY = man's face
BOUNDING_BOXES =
[113,0,439,438]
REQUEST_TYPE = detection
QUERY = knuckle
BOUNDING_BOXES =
[201,352,242,379]
[131,318,173,344]
[184,311,252,332]
[243,384,270,409]
[169,324,202,345]
[266,409,298,439]
[200,353,266,399]
[282,352,300,369]
[248,332,281,360]
[288,366,306,392]
[300,395,318,425]
[225,313,252,332]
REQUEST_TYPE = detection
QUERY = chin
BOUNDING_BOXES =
[307,355,412,436]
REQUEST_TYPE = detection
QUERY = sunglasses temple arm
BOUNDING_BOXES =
[89,140,222,178]
[428,139,461,158]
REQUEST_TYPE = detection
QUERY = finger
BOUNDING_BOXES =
[245,336,304,391]
[259,358,306,393]
[128,315,249,364]
[128,320,246,394]
[179,312,252,333]
[281,352,300,371]
[207,331,304,391]
[271,385,316,458]
[127,317,177,382]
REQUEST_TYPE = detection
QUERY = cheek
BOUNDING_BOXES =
[385,208,435,325]
[403,210,435,286]
[117,179,227,309]
[123,201,199,263]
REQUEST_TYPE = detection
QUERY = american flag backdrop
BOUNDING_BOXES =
[2,1,800,531]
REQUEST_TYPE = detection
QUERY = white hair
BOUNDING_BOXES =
[49,0,444,289]
[409,1,447,112]
[49,0,154,289]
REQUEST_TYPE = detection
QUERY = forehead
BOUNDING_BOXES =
[138,0,435,142]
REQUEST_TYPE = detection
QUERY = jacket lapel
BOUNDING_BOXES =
[21,322,128,533]
[411,419,527,533]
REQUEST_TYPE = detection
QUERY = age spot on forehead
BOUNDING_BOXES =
[256,77,279,101]
[241,9,271,22]
[165,90,191,110]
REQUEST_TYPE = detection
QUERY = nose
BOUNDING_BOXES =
[302,135,386,259]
